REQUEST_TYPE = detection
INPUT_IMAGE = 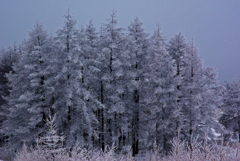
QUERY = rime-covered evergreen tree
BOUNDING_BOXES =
[0,46,19,147]
[180,40,222,144]
[0,47,18,106]
[167,35,223,146]
[143,25,179,153]
[37,113,65,160]
[80,21,101,91]
[220,80,240,142]
[2,22,53,150]
[78,21,105,149]
[126,17,149,156]
[53,11,100,150]
[98,11,129,151]
[166,33,188,140]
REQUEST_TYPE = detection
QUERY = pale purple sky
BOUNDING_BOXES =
[0,0,240,83]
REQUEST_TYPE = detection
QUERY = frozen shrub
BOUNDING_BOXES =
[12,136,240,161]
[162,137,240,161]
[14,144,47,161]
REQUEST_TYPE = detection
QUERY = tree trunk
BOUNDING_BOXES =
[99,81,105,151]
[238,114,240,143]
[132,90,139,156]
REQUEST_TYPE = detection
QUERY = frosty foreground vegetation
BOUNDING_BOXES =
[14,137,240,161]
[12,113,240,161]
[0,10,240,160]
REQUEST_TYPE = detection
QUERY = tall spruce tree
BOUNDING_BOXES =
[220,80,240,142]
[79,21,104,148]
[166,33,188,140]
[143,25,179,153]
[0,46,19,147]
[54,11,100,150]
[127,17,149,156]
[180,40,222,145]
[167,36,223,146]
[2,22,52,150]
[99,11,129,151]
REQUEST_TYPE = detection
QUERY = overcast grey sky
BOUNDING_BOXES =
[0,0,240,83]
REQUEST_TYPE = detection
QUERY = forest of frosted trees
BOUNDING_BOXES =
[0,11,239,158]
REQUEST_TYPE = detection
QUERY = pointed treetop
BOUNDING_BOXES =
[152,24,166,48]
[128,17,148,37]
[63,9,77,33]
[105,10,119,31]
[167,32,187,56]
[109,10,117,25]
[27,21,48,48]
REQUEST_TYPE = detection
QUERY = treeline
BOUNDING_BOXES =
[0,11,238,156]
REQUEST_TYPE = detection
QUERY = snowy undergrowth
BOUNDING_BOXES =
[162,137,240,161]
[13,138,240,161]
[14,144,133,161]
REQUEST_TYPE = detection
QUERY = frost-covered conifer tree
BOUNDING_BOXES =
[167,32,186,95]
[126,17,149,156]
[80,21,101,90]
[166,33,188,138]
[99,11,129,151]
[0,46,18,106]
[78,21,104,148]
[169,38,222,144]
[183,41,215,142]
[55,10,80,123]
[220,80,240,142]
[37,113,65,160]
[2,22,53,150]
[0,46,19,147]
[53,11,100,150]
[143,25,179,153]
